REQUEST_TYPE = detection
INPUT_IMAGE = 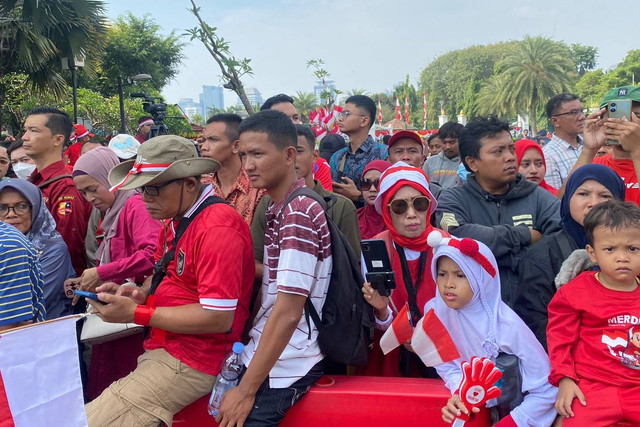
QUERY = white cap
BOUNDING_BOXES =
[108,134,140,159]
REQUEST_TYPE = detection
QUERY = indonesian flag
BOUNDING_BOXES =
[423,92,428,130]
[395,96,401,120]
[0,316,87,426]
[377,99,383,125]
[412,309,461,366]
[380,304,413,355]
[405,95,410,126]
[602,330,628,349]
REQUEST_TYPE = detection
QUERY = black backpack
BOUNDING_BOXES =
[279,187,374,366]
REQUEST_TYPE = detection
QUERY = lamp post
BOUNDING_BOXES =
[118,74,152,134]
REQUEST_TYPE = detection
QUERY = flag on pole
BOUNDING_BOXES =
[377,99,383,125]
[395,96,401,121]
[423,92,428,130]
[0,316,87,426]
[411,308,460,366]
[380,304,413,355]
[404,95,410,126]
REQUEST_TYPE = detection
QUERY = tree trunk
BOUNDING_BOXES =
[529,99,537,137]
[235,83,255,116]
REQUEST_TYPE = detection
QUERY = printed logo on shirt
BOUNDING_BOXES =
[602,314,640,370]
[439,212,459,231]
[57,201,72,216]
[177,249,185,276]
[512,214,533,228]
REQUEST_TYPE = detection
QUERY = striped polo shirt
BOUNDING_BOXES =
[243,179,333,388]
[0,222,46,327]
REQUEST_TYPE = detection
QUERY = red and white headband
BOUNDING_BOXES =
[427,232,496,278]
[138,119,154,129]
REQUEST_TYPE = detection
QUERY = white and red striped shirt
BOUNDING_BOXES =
[243,179,333,388]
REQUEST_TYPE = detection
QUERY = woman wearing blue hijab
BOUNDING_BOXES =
[0,179,75,319]
[515,164,625,349]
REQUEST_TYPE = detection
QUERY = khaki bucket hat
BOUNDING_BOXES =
[108,135,220,191]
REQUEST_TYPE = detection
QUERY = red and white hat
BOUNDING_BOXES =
[73,124,94,140]
[374,161,437,215]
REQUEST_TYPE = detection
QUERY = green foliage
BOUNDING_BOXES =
[191,113,205,126]
[570,44,599,76]
[307,59,341,107]
[291,91,318,123]
[575,69,607,107]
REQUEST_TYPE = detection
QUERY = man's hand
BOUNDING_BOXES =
[582,109,607,153]
[530,229,542,245]
[332,176,360,201]
[86,292,138,324]
[555,377,586,418]
[216,384,256,427]
[96,282,147,305]
[79,267,103,293]
[605,113,640,157]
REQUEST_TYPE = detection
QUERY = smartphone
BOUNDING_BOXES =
[74,290,105,304]
[607,99,633,145]
[361,239,396,296]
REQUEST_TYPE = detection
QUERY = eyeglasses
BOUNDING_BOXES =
[359,178,380,191]
[338,111,367,119]
[0,203,31,217]
[135,179,182,196]
[388,196,430,216]
[553,108,586,119]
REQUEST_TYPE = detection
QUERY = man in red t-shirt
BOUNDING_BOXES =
[84,135,254,427]
[63,124,94,166]
[23,107,92,276]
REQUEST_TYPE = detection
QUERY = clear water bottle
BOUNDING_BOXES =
[208,342,245,417]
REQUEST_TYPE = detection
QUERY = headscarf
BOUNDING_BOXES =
[425,233,551,393]
[374,161,437,252]
[514,139,558,196]
[73,147,135,264]
[357,160,392,239]
[0,179,62,253]
[561,164,625,248]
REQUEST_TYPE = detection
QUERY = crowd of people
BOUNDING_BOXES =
[1,86,640,427]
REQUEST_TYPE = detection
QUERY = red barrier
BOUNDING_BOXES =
[173,376,491,426]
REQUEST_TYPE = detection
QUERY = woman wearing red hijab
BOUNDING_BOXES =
[357,160,392,239]
[360,161,448,377]
[515,139,558,196]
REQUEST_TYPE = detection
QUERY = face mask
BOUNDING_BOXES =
[13,162,36,180]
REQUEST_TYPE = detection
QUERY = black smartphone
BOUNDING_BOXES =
[74,290,105,304]
[361,239,396,296]
[607,99,633,145]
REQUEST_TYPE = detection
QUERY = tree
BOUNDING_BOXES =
[575,69,607,108]
[0,0,107,129]
[88,13,185,97]
[187,1,255,115]
[191,113,205,126]
[291,91,318,123]
[484,36,576,133]
[570,44,598,77]
[346,88,369,97]
[307,59,341,107]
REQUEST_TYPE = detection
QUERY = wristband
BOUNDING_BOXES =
[134,305,156,326]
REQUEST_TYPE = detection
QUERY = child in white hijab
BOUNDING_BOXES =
[424,232,557,426]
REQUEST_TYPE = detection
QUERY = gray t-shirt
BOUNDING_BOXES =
[423,152,460,189]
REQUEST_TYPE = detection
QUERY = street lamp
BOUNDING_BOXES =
[118,74,152,134]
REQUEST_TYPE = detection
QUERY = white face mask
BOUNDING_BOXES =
[13,162,36,180]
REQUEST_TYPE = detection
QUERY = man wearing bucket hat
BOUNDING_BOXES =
[557,86,640,205]
[84,135,255,426]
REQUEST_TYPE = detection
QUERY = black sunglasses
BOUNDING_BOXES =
[135,179,182,196]
[359,178,380,191]
[388,196,430,216]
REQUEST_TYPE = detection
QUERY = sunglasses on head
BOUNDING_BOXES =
[388,195,430,215]
[359,178,380,191]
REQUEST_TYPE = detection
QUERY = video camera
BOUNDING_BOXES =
[130,92,169,138]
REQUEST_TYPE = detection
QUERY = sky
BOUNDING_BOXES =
[106,0,640,107]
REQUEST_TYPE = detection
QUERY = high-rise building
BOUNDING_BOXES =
[314,80,337,104]
[244,88,263,107]
[178,98,201,120]
[199,85,224,117]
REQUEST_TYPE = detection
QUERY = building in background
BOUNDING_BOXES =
[314,80,337,104]
[244,88,263,108]
[178,98,201,120]
[199,85,224,117]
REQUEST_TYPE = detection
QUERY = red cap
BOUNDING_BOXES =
[74,124,94,140]
[387,130,422,148]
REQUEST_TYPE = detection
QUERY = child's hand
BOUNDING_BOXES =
[441,394,479,423]
[361,282,389,311]
[556,377,586,418]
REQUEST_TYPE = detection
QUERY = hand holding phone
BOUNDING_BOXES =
[362,239,396,296]
[606,100,633,145]
[74,290,106,305]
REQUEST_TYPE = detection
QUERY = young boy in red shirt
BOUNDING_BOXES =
[547,200,640,425]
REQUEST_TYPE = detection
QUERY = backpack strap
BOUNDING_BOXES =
[36,174,73,189]
[556,230,575,261]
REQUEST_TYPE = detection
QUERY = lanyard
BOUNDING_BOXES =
[396,246,427,324]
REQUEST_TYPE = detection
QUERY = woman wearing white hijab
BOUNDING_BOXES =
[424,233,557,426]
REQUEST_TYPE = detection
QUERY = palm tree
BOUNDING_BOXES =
[493,36,575,133]
[0,0,107,128]
[292,91,318,123]
[346,88,369,97]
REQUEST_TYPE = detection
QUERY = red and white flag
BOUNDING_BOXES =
[404,95,410,126]
[380,304,414,355]
[602,330,628,349]
[0,316,87,426]
[395,96,401,121]
[412,308,460,366]
[377,99,383,125]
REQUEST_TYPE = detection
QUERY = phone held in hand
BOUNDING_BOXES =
[362,239,396,296]
[74,290,106,304]
[606,99,633,145]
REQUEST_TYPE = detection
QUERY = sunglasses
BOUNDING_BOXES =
[388,196,430,216]
[135,179,182,196]
[359,178,380,191]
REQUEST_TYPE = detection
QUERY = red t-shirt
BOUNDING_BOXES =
[314,158,333,192]
[145,197,255,376]
[547,271,640,388]
[63,142,83,166]
[593,154,640,205]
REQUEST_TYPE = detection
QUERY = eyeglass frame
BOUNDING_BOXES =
[338,110,367,120]
[387,195,431,216]
[359,178,380,192]
[135,179,183,197]
[552,108,587,119]
[0,202,32,217]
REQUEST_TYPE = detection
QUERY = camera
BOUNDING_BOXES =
[610,103,617,113]
[130,92,170,138]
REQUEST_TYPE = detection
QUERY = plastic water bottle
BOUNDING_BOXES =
[207,342,245,417]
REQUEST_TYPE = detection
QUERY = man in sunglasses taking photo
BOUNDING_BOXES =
[436,117,561,309]
[83,135,255,427]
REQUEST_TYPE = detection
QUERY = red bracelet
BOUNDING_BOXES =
[134,305,156,326]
